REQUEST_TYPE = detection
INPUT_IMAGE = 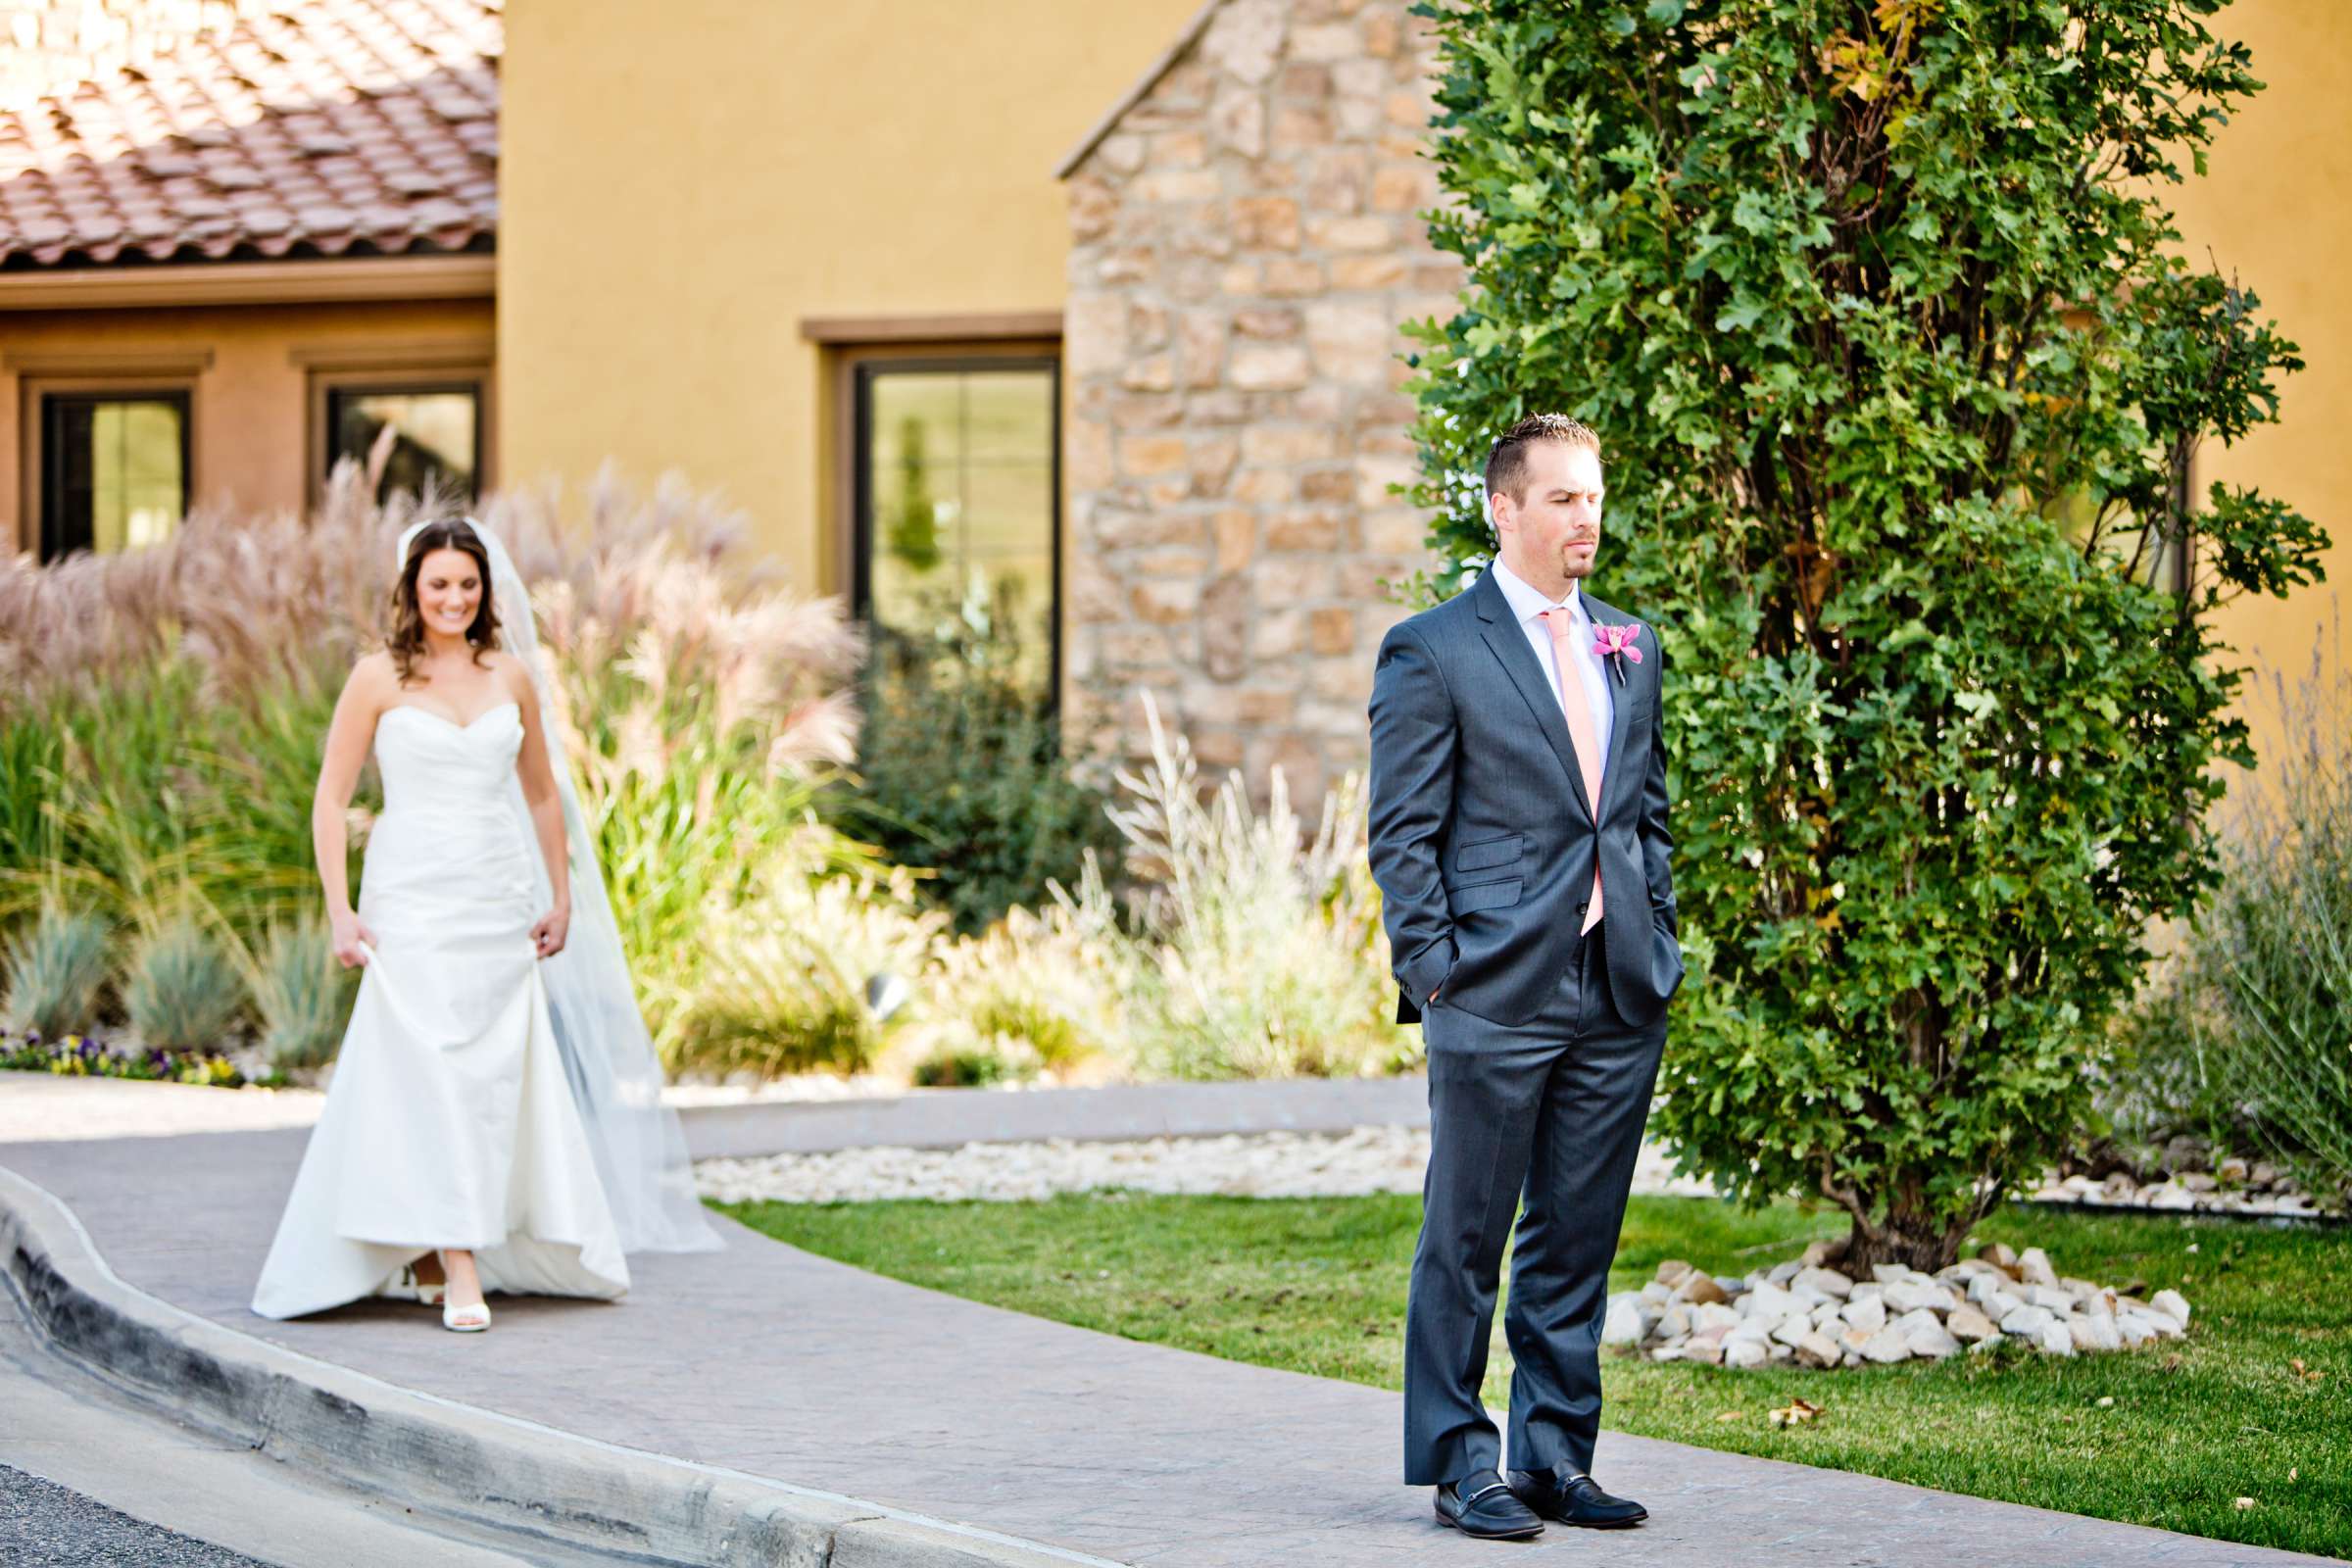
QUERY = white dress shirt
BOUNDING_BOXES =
[1489,556,1614,779]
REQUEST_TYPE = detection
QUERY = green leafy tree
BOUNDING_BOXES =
[887,416,944,573]
[1406,0,2328,1267]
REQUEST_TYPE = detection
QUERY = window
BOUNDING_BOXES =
[325,382,481,503]
[853,357,1059,701]
[38,391,191,561]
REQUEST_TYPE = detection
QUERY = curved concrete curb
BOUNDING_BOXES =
[0,1163,1117,1568]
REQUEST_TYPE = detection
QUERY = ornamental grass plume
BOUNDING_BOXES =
[2,461,868,1041]
[0,463,403,714]
[1103,695,1412,1081]
[2192,631,2352,1205]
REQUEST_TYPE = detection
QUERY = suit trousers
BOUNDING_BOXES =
[1401,920,1668,1486]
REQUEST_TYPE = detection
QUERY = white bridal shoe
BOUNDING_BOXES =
[442,1298,492,1333]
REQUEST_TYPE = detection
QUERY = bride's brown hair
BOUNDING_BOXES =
[387,518,502,684]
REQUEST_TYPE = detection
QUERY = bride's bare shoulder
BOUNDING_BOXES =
[342,650,399,704]
[482,648,534,694]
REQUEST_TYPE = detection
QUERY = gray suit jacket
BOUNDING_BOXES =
[1366,567,1682,1030]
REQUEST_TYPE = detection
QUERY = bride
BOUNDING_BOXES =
[251,516,720,1331]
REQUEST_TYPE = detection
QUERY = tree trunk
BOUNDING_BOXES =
[1840,1203,1973,1275]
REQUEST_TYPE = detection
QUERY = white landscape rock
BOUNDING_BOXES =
[1904,1320,1963,1359]
[1999,1303,2057,1339]
[1858,1326,1914,1364]
[1601,1294,1647,1348]
[1793,1266,1855,1298]
[1724,1337,1769,1369]
[1588,1245,2190,1373]
[1694,1302,1744,1335]
[1945,1304,2000,1344]
[1885,1281,1960,1315]
[2072,1314,2123,1352]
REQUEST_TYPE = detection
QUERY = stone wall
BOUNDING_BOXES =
[1060,0,1462,807]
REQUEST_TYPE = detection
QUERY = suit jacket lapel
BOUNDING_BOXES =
[1473,568,1596,824]
[1585,594,1641,819]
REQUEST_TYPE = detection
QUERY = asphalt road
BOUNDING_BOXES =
[0,1284,592,1568]
[1,1463,273,1568]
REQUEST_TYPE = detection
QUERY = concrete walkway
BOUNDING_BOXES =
[0,1122,2331,1568]
[0,1069,1432,1154]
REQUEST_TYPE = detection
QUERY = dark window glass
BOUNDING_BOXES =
[39,393,190,562]
[855,360,1059,701]
[327,384,480,503]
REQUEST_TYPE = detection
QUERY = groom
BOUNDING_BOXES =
[1367,414,1682,1540]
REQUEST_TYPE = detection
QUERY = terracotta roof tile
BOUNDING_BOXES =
[0,0,501,267]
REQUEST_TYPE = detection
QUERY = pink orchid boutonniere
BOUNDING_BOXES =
[1592,622,1644,686]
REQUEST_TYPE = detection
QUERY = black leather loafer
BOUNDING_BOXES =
[1504,1462,1647,1528]
[1435,1468,1544,1540]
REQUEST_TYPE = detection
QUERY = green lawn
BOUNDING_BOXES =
[718,1191,2352,1559]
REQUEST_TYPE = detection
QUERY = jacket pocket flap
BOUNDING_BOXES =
[1447,877,1522,914]
[1453,834,1527,873]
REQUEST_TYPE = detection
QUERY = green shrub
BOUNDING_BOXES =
[122,913,247,1053]
[1406,0,2326,1267]
[1,902,113,1039]
[909,1041,1042,1089]
[838,592,1121,935]
[254,918,357,1070]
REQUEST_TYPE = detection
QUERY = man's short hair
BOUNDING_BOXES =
[1484,414,1602,505]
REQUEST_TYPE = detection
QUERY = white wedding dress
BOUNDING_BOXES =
[250,700,630,1319]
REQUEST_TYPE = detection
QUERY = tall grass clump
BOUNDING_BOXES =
[1,901,113,1039]
[909,860,1130,1079]
[2142,638,2352,1206]
[1091,697,1412,1081]
[122,912,247,1053]
[514,469,867,1048]
[254,917,357,1070]
[670,832,946,1078]
[0,468,401,935]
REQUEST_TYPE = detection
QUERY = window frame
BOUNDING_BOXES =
[290,340,494,507]
[27,380,195,562]
[841,345,1064,709]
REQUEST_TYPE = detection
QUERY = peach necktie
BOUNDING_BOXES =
[1541,607,1604,934]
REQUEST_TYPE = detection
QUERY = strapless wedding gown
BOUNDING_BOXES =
[251,701,630,1319]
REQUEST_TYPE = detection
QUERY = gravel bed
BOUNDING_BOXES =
[695,1124,1717,1204]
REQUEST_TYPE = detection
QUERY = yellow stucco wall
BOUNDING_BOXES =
[2169,0,2349,768]
[2,298,495,551]
[496,0,1206,593]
